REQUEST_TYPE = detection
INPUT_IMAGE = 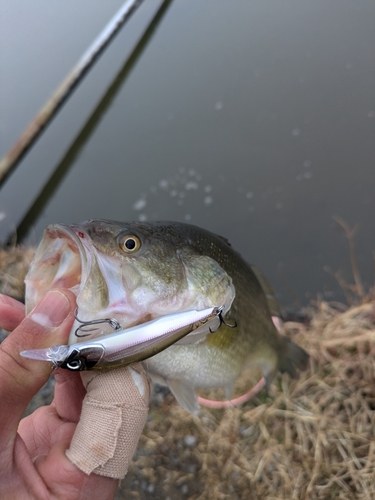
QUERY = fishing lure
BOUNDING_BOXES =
[20,306,223,371]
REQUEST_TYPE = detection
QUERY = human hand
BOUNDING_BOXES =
[0,291,118,500]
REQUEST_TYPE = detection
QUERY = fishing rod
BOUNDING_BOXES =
[13,0,174,244]
[0,0,144,186]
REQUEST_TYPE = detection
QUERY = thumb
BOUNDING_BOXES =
[0,289,76,440]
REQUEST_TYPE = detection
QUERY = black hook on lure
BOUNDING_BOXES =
[74,308,122,338]
[209,309,237,333]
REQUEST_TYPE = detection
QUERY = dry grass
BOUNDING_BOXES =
[0,245,34,299]
[1,245,375,499]
[119,300,375,499]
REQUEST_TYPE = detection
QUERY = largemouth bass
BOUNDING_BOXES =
[25,220,309,413]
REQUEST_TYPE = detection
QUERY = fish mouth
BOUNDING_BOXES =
[25,224,88,313]
[25,223,162,344]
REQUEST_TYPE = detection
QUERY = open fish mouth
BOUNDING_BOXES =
[24,223,125,343]
[25,224,140,344]
[25,224,86,313]
[25,224,141,331]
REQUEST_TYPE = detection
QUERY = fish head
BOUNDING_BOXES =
[25,220,235,344]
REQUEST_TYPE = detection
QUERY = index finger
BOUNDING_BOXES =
[0,290,76,443]
[0,295,25,332]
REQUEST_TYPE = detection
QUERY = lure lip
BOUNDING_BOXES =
[20,344,71,363]
[20,348,56,362]
[20,306,224,371]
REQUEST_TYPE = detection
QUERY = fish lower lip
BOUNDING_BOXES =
[25,223,89,314]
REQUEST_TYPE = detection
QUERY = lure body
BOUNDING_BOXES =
[21,307,221,370]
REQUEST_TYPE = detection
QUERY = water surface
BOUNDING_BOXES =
[1,0,374,305]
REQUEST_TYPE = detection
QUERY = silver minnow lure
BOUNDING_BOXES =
[20,307,222,371]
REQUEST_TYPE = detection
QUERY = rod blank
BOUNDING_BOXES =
[0,0,144,186]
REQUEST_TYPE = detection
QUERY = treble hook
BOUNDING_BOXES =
[74,308,122,338]
[209,308,237,333]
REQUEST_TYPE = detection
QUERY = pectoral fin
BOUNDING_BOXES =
[167,379,200,413]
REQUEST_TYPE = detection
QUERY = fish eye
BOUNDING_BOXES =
[119,234,142,253]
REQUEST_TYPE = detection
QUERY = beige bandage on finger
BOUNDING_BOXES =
[66,363,150,479]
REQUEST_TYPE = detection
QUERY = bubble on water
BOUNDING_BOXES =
[215,101,223,110]
[0,212,6,221]
[275,202,283,210]
[185,181,198,190]
[368,110,375,118]
[138,213,147,221]
[292,128,300,137]
[204,185,212,193]
[303,160,312,168]
[188,169,196,176]
[204,196,213,205]
[184,214,192,221]
[246,191,254,199]
[159,179,168,189]
[170,189,178,197]
[133,198,147,210]
[296,172,312,181]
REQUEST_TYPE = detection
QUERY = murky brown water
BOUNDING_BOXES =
[1,0,374,305]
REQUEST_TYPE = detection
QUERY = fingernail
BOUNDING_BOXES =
[30,290,70,328]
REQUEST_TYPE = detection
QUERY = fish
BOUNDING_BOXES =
[25,219,309,413]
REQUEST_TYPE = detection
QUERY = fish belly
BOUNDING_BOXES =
[145,342,241,389]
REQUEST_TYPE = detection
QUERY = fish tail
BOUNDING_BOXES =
[277,336,309,378]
